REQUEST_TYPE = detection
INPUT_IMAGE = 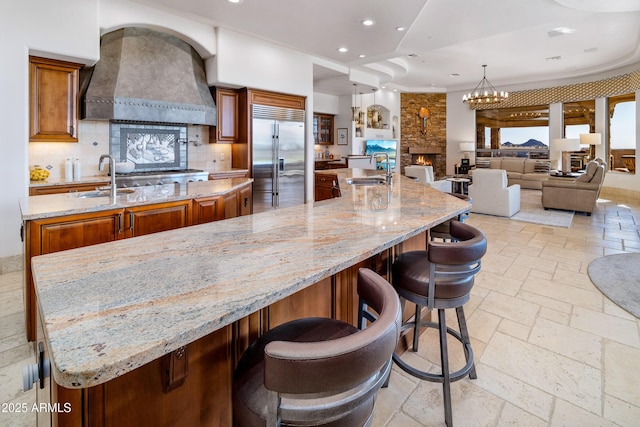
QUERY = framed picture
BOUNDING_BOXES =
[337,128,348,145]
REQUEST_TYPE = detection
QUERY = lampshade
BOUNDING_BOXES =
[553,138,580,152]
[459,142,475,152]
[580,133,602,146]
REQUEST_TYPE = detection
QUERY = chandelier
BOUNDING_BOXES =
[462,65,508,105]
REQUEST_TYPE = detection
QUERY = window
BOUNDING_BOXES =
[476,105,549,158]
[608,93,636,174]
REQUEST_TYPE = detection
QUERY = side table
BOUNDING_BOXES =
[446,177,470,195]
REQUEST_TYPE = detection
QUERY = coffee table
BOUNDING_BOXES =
[446,177,470,195]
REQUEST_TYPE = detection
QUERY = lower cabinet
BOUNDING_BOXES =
[314,173,340,201]
[193,186,252,225]
[124,201,191,237]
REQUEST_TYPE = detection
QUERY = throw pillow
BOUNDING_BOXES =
[476,159,490,168]
[534,161,551,173]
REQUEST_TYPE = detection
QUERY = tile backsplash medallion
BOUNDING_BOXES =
[28,122,232,181]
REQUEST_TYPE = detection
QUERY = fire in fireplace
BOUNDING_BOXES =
[412,154,437,166]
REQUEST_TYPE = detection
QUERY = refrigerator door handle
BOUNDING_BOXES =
[272,123,279,208]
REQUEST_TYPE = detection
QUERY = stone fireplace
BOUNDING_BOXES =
[400,93,447,178]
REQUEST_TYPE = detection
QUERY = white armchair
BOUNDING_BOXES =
[404,165,451,192]
[468,169,520,217]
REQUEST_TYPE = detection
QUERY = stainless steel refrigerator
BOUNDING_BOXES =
[252,105,305,213]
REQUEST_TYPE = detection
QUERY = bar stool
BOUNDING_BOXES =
[232,268,401,427]
[391,220,487,427]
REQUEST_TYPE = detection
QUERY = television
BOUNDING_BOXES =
[365,140,397,171]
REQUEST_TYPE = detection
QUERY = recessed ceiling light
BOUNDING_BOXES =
[358,54,366,58]
[546,55,562,61]
[338,47,348,53]
[396,26,406,32]
[548,27,575,37]
[584,47,598,53]
[449,73,460,77]
[227,0,243,3]
[361,19,375,26]
[407,53,419,58]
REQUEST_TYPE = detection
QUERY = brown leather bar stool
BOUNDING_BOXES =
[391,220,487,427]
[232,268,401,427]
[430,193,472,241]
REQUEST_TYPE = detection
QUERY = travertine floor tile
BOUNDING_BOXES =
[603,340,640,407]
[550,398,618,427]
[603,395,640,427]
[478,292,540,326]
[528,317,602,368]
[497,402,547,427]
[474,363,553,421]
[571,306,640,347]
[481,332,601,414]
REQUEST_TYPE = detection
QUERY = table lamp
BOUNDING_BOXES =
[580,133,601,160]
[553,138,580,174]
[459,142,475,159]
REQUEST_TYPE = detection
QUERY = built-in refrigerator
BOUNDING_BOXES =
[252,105,305,213]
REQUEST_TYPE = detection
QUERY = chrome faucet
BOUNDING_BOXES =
[370,152,393,184]
[99,154,116,198]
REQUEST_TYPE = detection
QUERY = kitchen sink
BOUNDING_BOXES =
[345,177,387,186]
[78,188,137,198]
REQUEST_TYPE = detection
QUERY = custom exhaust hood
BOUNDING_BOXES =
[80,27,217,126]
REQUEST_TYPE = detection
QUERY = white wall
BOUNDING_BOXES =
[0,0,100,258]
[446,91,476,175]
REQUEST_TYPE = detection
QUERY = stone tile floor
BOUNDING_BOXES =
[1,193,639,426]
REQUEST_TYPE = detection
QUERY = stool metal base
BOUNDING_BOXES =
[392,305,476,427]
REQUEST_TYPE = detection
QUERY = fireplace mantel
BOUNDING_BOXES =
[409,147,442,155]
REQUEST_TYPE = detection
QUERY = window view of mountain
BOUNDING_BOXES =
[501,138,548,148]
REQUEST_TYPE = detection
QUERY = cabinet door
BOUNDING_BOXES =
[223,192,239,219]
[238,185,253,216]
[314,173,339,202]
[29,56,81,142]
[216,88,238,143]
[125,201,191,237]
[192,196,225,224]
[38,212,124,254]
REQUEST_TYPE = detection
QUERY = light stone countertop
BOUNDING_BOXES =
[20,178,253,221]
[30,170,471,389]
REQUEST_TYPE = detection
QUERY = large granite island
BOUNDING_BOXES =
[30,170,470,426]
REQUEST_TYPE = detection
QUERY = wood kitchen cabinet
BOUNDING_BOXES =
[209,87,239,143]
[192,196,225,224]
[313,113,334,145]
[314,172,340,201]
[29,56,82,142]
[124,201,191,237]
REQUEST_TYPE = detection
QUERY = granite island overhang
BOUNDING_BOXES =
[31,170,471,390]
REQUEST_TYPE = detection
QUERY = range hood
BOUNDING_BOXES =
[81,27,216,126]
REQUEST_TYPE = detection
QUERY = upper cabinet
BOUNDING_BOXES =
[212,87,239,143]
[29,56,82,142]
[313,113,334,145]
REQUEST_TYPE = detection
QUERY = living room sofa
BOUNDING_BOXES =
[471,158,552,190]
[541,160,605,216]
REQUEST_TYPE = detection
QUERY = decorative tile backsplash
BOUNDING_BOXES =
[110,122,187,171]
[29,121,232,181]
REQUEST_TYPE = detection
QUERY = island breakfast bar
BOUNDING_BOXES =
[30,170,471,426]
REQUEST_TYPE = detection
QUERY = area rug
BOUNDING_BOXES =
[587,253,640,318]
[510,189,574,228]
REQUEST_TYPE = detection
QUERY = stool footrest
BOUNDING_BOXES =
[392,321,475,383]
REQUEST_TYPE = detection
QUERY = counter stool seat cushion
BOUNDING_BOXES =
[393,251,474,301]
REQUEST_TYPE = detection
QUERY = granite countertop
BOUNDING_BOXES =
[31,170,470,389]
[29,175,110,188]
[20,178,253,221]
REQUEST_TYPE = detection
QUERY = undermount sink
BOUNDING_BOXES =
[345,177,387,186]
[78,188,137,198]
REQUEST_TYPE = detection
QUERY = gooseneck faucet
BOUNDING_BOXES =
[99,154,117,198]
[370,152,393,184]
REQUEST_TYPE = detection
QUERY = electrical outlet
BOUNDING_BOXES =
[220,153,225,161]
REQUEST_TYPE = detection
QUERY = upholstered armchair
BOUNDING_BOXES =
[542,160,605,215]
[404,165,452,192]
[468,169,520,217]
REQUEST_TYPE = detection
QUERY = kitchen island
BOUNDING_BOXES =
[29,170,470,426]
